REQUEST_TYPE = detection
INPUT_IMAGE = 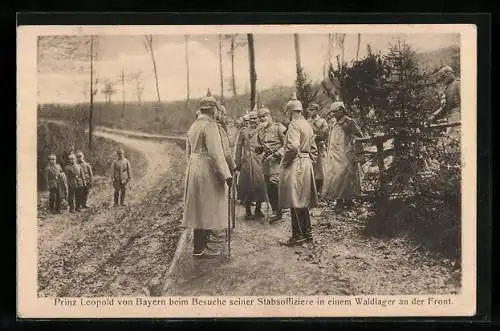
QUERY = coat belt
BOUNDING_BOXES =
[297,152,310,158]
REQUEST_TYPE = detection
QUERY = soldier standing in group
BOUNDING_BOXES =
[322,101,364,210]
[279,97,318,246]
[235,110,268,220]
[44,154,67,214]
[182,93,232,258]
[64,153,85,213]
[76,151,93,209]
[255,106,286,222]
[306,103,330,197]
[112,148,132,207]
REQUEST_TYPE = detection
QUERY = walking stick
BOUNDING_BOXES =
[231,171,238,229]
[227,184,232,259]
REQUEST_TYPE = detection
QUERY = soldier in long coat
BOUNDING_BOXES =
[76,151,93,209]
[255,107,286,222]
[322,101,364,209]
[112,148,132,206]
[306,103,329,197]
[235,110,268,220]
[279,98,318,246]
[183,94,232,258]
[64,153,85,213]
[44,154,67,213]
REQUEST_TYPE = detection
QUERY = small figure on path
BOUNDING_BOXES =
[76,151,93,209]
[255,106,286,222]
[111,148,131,207]
[234,110,267,220]
[64,153,85,213]
[182,92,232,258]
[279,96,318,246]
[306,103,329,197]
[44,154,67,214]
[322,101,364,209]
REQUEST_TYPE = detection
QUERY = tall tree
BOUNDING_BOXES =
[229,35,237,97]
[88,36,96,150]
[120,69,125,118]
[184,35,191,109]
[247,34,257,110]
[218,35,225,103]
[294,34,302,79]
[356,33,361,61]
[144,35,161,112]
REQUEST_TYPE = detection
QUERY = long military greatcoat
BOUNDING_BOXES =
[322,115,364,200]
[235,126,267,202]
[308,115,329,181]
[256,121,286,184]
[278,116,318,209]
[182,114,232,230]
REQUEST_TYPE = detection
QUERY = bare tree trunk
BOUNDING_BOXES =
[356,33,361,61]
[88,36,94,150]
[184,35,190,109]
[230,35,237,97]
[145,35,161,113]
[121,69,125,118]
[294,34,302,79]
[219,35,224,104]
[247,34,257,110]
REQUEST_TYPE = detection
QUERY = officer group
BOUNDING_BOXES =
[183,92,365,258]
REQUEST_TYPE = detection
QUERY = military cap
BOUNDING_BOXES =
[76,151,84,158]
[308,103,319,111]
[257,107,271,117]
[48,154,56,160]
[248,110,258,119]
[116,148,124,154]
[243,114,250,121]
[68,153,76,160]
[199,89,217,110]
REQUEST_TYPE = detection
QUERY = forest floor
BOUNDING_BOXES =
[37,125,461,297]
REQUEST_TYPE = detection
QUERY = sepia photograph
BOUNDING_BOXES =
[17,24,477,318]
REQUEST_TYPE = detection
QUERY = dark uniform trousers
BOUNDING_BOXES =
[264,175,280,214]
[193,229,209,253]
[114,182,127,206]
[80,185,90,208]
[290,208,312,240]
[49,188,61,213]
[68,187,84,212]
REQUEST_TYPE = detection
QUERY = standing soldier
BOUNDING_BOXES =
[44,154,67,214]
[306,103,329,197]
[235,110,267,220]
[279,97,318,246]
[64,153,85,213]
[183,93,232,258]
[322,101,364,209]
[429,65,461,138]
[112,148,132,207]
[76,151,93,209]
[255,106,286,222]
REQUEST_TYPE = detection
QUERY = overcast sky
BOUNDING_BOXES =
[38,33,460,104]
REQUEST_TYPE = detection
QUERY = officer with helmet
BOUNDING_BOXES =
[279,95,318,246]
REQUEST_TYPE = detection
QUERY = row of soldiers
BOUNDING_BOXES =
[182,91,365,258]
[43,148,132,213]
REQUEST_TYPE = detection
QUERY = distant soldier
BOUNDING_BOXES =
[255,106,286,222]
[44,154,67,214]
[235,110,268,220]
[112,148,132,207]
[183,93,232,258]
[64,153,85,213]
[76,151,93,209]
[307,103,329,196]
[322,101,364,209]
[279,97,318,246]
[430,65,461,138]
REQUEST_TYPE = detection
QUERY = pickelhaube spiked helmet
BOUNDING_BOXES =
[257,107,271,116]
[199,89,218,110]
[285,92,303,112]
[242,114,250,121]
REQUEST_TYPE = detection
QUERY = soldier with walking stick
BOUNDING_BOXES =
[182,92,232,258]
